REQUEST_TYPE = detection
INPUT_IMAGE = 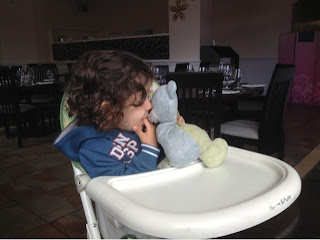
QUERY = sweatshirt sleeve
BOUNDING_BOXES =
[79,138,159,178]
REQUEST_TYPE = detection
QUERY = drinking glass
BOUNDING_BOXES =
[46,69,54,80]
[223,65,232,90]
[198,66,206,72]
[24,72,31,85]
[16,68,23,84]
[20,71,25,85]
[187,64,194,72]
[154,67,165,85]
[235,69,244,89]
[198,66,209,96]
[28,67,35,84]
[219,64,224,72]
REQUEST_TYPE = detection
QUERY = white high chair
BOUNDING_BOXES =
[59,81,301,239]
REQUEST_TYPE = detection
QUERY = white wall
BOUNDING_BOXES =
[0,0,297,65]
[0,0,38,63]
[200,0,214,46]
[169,0,201,61]
[0,0,168,64]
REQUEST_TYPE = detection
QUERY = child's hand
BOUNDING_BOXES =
[133,118,158,147]
[177,115,185,123]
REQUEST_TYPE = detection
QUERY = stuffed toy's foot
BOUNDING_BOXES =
[158,157,172,169]
[200,138,228,168]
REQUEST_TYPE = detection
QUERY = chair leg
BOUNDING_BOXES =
[40,112,46,136]
[17,118,23,147]
[4,123,11,139]
[278,142,285,161]
[48,112,53,129]
[224,136,244,149]
[28,116,38,137]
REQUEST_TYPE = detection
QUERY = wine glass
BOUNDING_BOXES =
[223,65,232,90]
[235,69,244,90]
[16,68,23,84]
[154,67,163,84]
[28,67,35,84]
[187,64,194,72]
[198,66,206,72]
[46,69,54,80]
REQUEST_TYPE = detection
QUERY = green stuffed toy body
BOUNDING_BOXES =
[148,80,228,168]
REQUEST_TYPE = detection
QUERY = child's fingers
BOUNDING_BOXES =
[142,118,154,131]
[133,119,157,147]
[132,125,143,138]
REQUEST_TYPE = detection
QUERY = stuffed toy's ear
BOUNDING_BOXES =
[167,81,177,100]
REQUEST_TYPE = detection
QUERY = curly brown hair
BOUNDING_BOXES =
[66,50,154,131]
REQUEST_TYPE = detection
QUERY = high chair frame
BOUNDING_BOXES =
[72,163,101,239]
[59,80,162,239]
[60,91,101,239]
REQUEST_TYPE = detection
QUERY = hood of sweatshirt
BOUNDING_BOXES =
[53,119,105,162]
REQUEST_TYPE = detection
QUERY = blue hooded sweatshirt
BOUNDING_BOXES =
[53,120,160,178]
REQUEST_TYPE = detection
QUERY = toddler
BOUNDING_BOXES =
[54,50,160,178]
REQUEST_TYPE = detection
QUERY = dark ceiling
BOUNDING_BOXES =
[292,0,320,31]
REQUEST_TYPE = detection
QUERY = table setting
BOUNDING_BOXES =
[219,65,266,96]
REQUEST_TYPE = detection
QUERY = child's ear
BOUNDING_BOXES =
[101,101,113,120]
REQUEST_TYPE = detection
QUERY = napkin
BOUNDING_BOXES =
[36,81,54,85]
[222,90,240,94]
[242,84,266,88]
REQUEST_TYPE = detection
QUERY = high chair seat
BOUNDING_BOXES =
[86,147,301,239]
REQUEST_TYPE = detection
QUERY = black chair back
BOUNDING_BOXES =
[1,69,39,147]
[166,72,224,138]
[259,64,295,153]
[0,69,20,107]
[0,70,23,146]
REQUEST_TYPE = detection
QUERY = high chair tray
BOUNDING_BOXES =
[86,147,301,238]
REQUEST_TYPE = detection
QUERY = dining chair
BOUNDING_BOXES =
[165,72,224,139]
[236,96,265,121]
[0,70,38,147]
[215,64,295,160]
[24,64,61,135]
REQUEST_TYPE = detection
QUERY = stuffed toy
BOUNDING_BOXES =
[148,80,228,168]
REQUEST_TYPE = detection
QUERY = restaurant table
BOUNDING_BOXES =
[221,85,264,120]
[163,73,265,136]
[18,81,64,135]
[18,81,64,103]
[220,164,320,239]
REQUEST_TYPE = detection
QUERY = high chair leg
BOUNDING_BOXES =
[72,164,101,239]
[79,190,101,239]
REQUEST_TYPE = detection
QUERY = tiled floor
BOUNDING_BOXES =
[0,104,319,238]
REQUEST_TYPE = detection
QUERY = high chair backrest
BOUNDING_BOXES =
[59,80,161,239]
[59,90,101,239]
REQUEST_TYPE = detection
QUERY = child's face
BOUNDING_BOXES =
[117,80,153,132]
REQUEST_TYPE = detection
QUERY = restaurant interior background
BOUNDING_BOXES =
[0,0,319,92]
[1,1,320,238]
[0,0,292,82]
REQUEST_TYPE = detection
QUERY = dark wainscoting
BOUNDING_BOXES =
[52,34,169,61]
